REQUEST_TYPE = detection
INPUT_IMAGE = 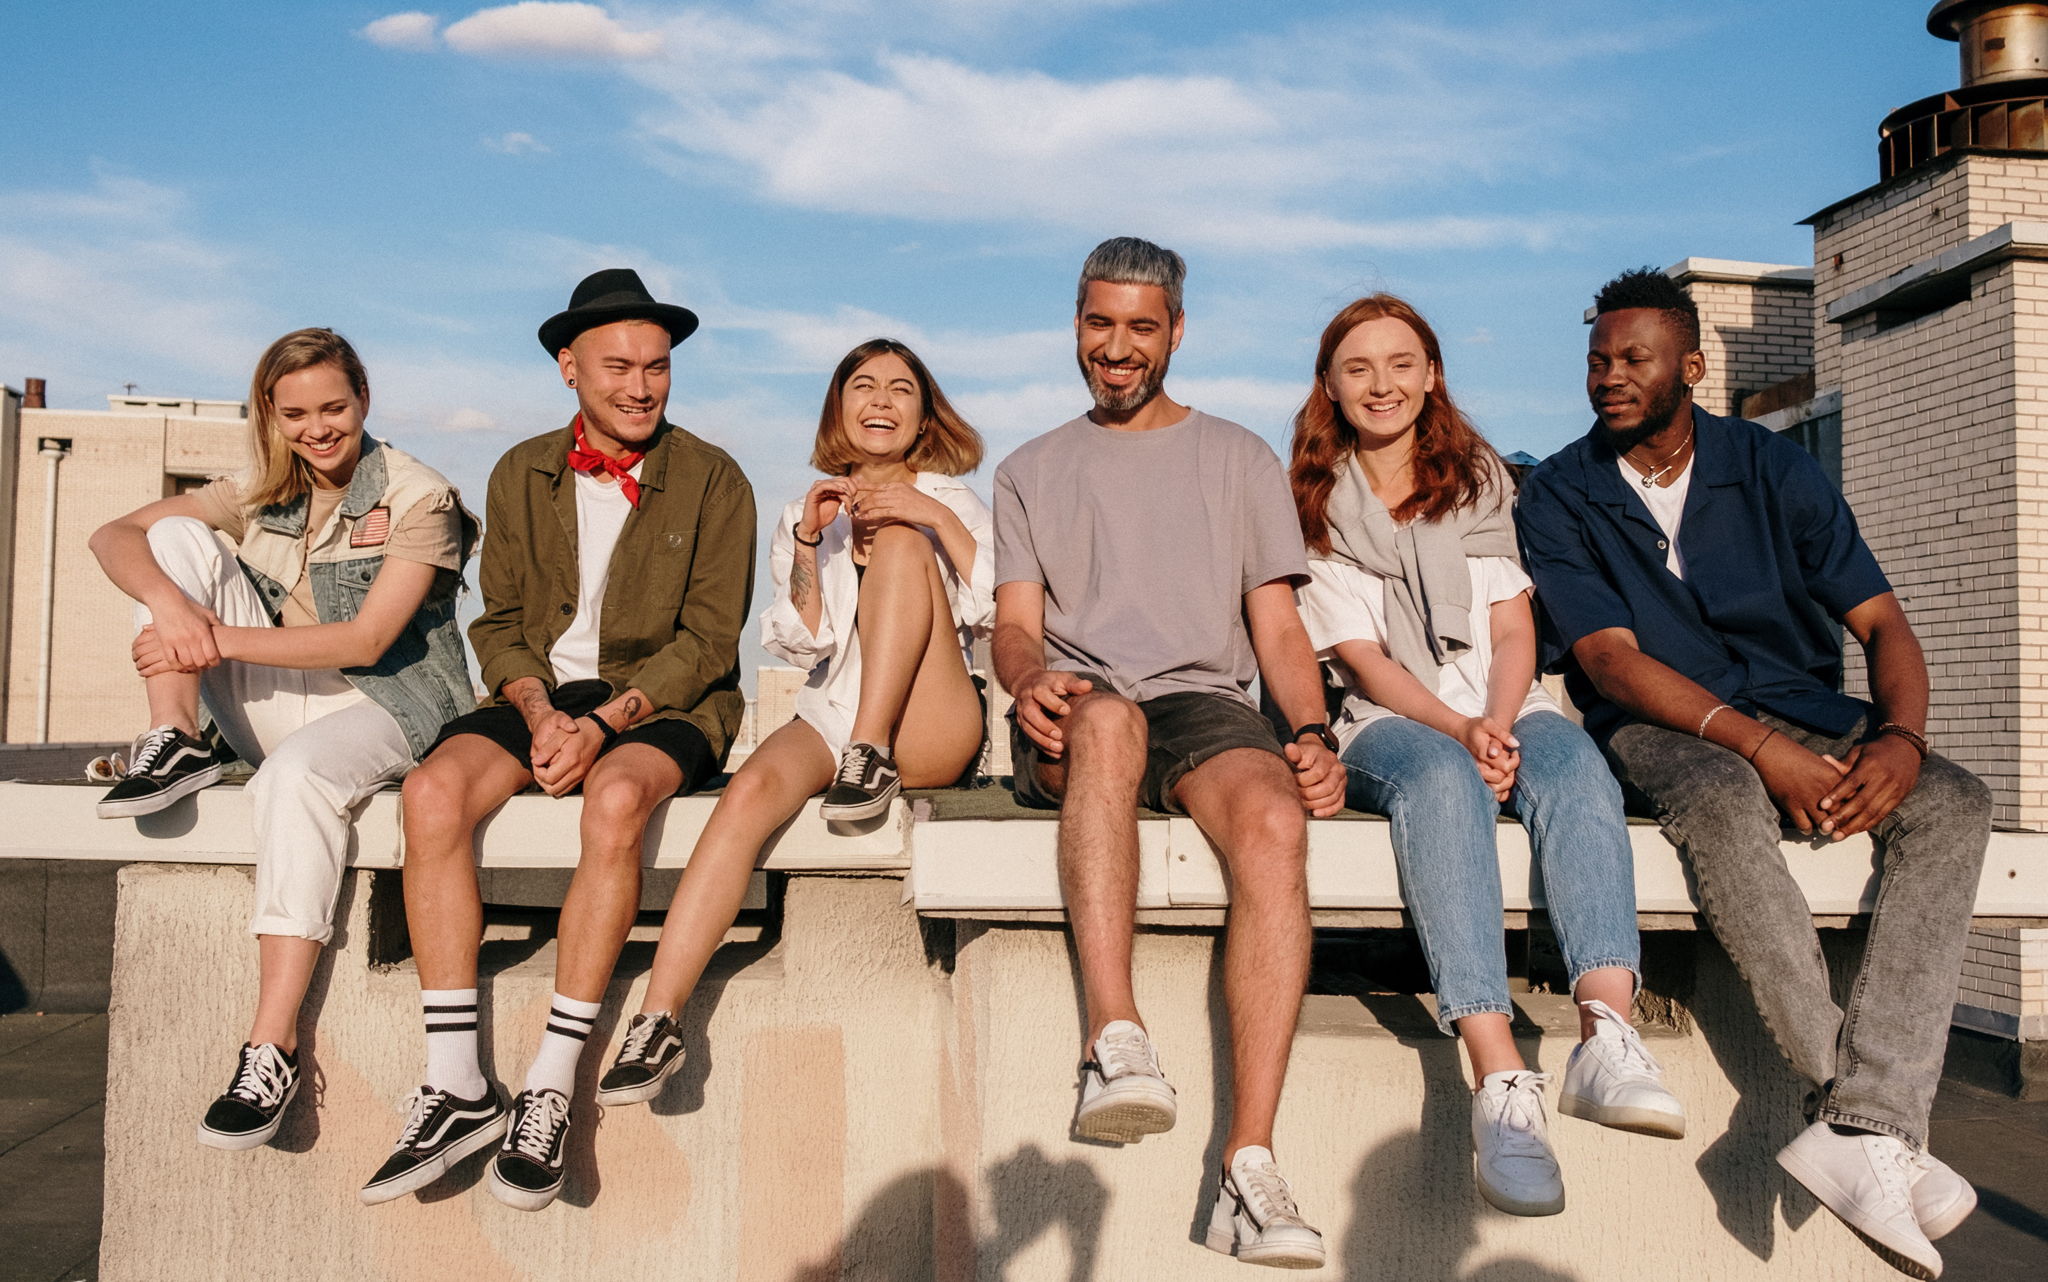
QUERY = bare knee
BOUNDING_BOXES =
[580,769,665,851]
[868,522,935,565]
[1217,796,1307,893]
[402,760,478,856]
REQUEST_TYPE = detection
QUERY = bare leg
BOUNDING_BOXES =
[143,670,203,737]
[639,722,835,1014]
[1175,749,1311,1156]
[246,935,321,1052]
[1457,1014,1527,1080]
[848,526,979,767]
[552,745,682,1003]
[1573,967,1636,1041]
[1049,692,1150,1042]
[400,736,533,990]
[869,535,983,786]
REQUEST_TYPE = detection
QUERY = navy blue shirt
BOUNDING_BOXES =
[1516,407,1892,744]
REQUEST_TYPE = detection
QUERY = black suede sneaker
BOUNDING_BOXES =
[359,1084,510,1205]
[196,1043,299,1150]
[818,742,900,822]
[597,1011,686,1107]
[489,1088,572,1211]
[97,725,223,819]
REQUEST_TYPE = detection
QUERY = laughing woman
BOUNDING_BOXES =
[595,337,991,1104]
[88,328,476,1151]
[1287,296,1685,1217]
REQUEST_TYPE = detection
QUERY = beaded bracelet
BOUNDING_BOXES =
[1696,703,1733,739]
[1877,722,1929,760]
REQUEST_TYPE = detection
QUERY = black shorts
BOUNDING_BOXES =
[1007,671,1285,815]
[429,679,718,796]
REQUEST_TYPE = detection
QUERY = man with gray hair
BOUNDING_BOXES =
[992,236,1342,1268]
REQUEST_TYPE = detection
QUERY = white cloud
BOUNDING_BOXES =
[443,3,662,60]
[361,12,441,50]
[483,130,551,155]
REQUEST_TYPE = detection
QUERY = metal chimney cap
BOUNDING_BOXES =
[1929,0,2044,38]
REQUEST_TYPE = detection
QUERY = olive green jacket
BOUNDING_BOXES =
[469,420,756,761]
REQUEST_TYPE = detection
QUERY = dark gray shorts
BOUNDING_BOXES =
[1007,672,1285,815]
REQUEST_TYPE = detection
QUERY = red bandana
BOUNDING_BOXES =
[565,415,645,508]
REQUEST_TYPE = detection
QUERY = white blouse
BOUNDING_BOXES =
[758,472,995,758]
[1296,554,1561,752]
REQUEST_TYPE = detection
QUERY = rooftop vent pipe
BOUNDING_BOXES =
[1930,1,2048,85]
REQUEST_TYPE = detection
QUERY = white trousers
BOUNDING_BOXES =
[142,517,414,943]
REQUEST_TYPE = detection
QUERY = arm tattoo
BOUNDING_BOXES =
[622,694,643,725]
[790,557,815,609]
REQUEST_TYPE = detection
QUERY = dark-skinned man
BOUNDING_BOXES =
[1516,268,1988,1279]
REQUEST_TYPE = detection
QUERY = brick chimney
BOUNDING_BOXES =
[22,377,45,408]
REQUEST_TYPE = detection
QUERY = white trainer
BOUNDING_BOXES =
[1073,1019,1176,1143]
[1910,1150,1977,1240]
[1204,1145,1326,1269]
[1777,1121,1942,1279]
[1558,998,1687,1138]
[1472,1071,1565,1216]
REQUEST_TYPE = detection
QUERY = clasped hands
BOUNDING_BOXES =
[131,598,224,677]
[798,477,947,550]
[1756,731,1920,841]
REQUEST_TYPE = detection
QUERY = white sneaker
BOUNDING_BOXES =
[1910,1150,1976,1240]
[1472,1071,1564,1216]
[1558,999,1686,1138]
[1073,1019,1176,1143]
[1204,1145,1325,1269]
[1777,1121,1942,1279]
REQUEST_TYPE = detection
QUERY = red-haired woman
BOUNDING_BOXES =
[1289,295,1683,1217]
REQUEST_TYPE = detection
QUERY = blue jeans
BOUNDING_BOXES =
[1341,710,1640,1035]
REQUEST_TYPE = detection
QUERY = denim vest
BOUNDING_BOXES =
[235,439,480,758]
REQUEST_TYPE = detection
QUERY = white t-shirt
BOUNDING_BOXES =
[549,465,640,685]
[1619,456,1692,579]
[1296,554,1561,751]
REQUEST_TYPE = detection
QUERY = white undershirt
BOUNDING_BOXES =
[550,465,639,684]
[1620,456,1692,580]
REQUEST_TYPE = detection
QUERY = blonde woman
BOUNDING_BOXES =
[596,337,990,1103]
[89,328,476,1151]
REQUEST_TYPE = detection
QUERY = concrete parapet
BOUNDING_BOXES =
[103,862,1924,1280]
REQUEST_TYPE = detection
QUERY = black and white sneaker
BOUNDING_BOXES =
[196,1043,299,1150]
[489,1088,572,1211]
[818,742,900,822]
[597,1011,686,1106]
[97,725,223,819]
[359,1084,510,1205]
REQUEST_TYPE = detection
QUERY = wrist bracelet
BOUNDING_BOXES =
[581,710,620,746]
[1745,728,1777,762]
[792,520,822,548]
[1696,703,1733,739]
[1877,722,1929,759]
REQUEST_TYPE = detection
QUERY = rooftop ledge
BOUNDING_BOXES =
[1826,220,2048,324]
[3,780,2045,924]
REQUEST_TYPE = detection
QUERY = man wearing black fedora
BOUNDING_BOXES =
[359,268,756,1212]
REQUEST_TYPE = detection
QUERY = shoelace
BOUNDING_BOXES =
[835,745,880,787]
[1232,1160,1309,1229]
[510,1092,570,1162]
[229,1044,292,1109]
[1595,1015,1665,1081]
[1487,1073,1556,1163]
[619,1014,668,1064]
[392,1086,448,1150]
[1095,1027,1160,1081]
[124,727,181,779]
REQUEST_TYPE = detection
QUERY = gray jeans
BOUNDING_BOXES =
[1607,712,1989,1147]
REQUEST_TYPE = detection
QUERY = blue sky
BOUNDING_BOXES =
[0,2,1954,682]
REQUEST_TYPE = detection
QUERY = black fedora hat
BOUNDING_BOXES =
[538,267,700,355]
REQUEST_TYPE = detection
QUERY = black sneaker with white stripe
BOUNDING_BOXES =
[97,725,223,819]
[489,1088,572,1211]
[359,1084,509,1205]
[196,1043,299,1150]
[597,1011,686,1106]
[818,742,900,822]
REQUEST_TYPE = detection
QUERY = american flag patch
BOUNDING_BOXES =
[350,506,392,547]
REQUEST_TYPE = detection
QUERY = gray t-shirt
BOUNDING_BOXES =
[994,409,1309,705]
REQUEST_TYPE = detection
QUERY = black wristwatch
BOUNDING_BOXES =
[1292,722,1340,754]
[581,710,621,746]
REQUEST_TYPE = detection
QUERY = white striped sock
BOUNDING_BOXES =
[523,993,601,1097]
[421,988,487,1098]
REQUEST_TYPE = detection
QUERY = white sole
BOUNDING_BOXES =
[488,1160,566,1212]
[1074,1088,1176,1143]
[1777,1146,1940,1279]
[1204,1200,1326,1268]
[1475,1169,1565,1218]
[1558,1091,1686,1139]
[1920,1182,1977,1241]
[195,1075,297,1151]
[818,783,900,823]
[98,763,223,819]
[358,1112,510,1205]
[596,1051,686,1107]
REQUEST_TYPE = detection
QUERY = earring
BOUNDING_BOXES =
[567,379,576,387]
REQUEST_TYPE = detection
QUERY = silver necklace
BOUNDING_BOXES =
[1626,422,1694,489]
